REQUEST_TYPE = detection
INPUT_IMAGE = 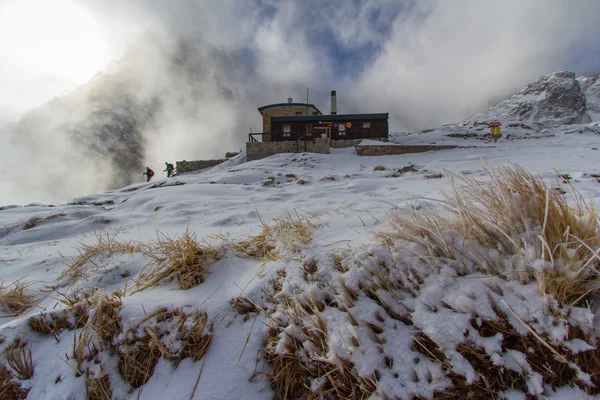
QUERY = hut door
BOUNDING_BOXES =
[324,127,331,139]
[307,124,313,138]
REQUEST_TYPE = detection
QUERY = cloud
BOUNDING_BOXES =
[1,0,599,205]
[352,0,600,129]
[252,4,319,85]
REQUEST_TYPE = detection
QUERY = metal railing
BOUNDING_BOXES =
[248,133,261,142]
[295,133,311,153]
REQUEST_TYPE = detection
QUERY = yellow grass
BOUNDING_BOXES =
[87,373,111,400]
[28,310,72,341]
[5,339,34,380]
[377,165,600,305]
[214,211,314,261]
[135,228,223,291]
[0,365,29,399]
[117,307,212,387]
[0,279,39,315]
[60,232,142,284]
[413,301,600,398]
[85,289,123,345]
[265,297,375,399]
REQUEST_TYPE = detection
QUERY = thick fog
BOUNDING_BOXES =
[1,0,599,205]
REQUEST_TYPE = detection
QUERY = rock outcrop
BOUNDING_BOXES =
[466,71,590,126]
[578,74,600,121]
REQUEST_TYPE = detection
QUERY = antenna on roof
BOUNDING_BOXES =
[306,87,309,115]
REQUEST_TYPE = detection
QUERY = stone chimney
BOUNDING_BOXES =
[330,90,337,114]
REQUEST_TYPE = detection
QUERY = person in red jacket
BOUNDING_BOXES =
[143,167,154,182]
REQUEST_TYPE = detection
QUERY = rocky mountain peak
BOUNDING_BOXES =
[466,71,591,126]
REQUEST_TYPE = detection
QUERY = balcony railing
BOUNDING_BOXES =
[247,130,385,143]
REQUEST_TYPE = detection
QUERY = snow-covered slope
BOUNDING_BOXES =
[1,128,600,399]
[465,71,590,126]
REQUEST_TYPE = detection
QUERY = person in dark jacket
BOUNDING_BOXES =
[164,162,174,178]
[143,167,154,182]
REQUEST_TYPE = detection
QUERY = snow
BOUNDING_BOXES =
[1,126,600,399]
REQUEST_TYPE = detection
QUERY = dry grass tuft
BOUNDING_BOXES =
[265,296,376,399]
[118,307,212,388]
[28,310,72,341]
[136,228,223,291]
[23,216,42,230]
[411,291,600,398]
[53,295,211,390]
[373,165,386,171]
[0,365,29,400]
[119,346,160,389]
[86,290,123,345]
[178,311,212,362]
[87,371,112,400]
[414,314,600,398]
[216,212,314,262]
[60,232,142,284]
[58,290,123,377]
[377,165,600,305]
[231,297,259,318]
[56,291,91,329]
[424,172,444,179]
[269,352,374,400]
[0,280,39,315]
[5,339,34,380]
[330,252,348,272]
[22,212,65,230]
[301,259,318,281]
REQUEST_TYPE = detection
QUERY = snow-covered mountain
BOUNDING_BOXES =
[392,70,600,146]
[465,71,595,126]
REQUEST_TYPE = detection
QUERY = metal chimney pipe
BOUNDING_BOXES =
[330,90,337,115]
[287,97,293,104]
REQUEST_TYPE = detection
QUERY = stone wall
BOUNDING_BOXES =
[176,159,227,174]
[330,139,365,148]
[246,138,330,161]
[355,144,458,156]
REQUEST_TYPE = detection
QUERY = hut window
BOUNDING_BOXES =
[312,112,319,115]
[283,125,291,137]
[296,112,303,115]
[363,122,371,128]
[338,125,346,136]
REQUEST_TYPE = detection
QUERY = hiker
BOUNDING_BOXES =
[489,121,502,143]
[143,167,154,182]
[164,162,174,178]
